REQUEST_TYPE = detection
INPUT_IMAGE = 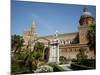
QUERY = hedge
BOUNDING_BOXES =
[50,64,65,72]
[70,63,95,70]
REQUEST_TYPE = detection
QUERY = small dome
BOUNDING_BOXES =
[82,11,92,16]
[81,7,92,17]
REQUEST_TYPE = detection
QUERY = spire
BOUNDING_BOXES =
[32,20,35,26]
[27,20,36,36]
[29,20,36,31]
[31,20,36,28]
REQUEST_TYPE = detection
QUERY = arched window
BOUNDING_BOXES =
[63,40,65,45]
[62,40,64,45]
[60,40,64,45]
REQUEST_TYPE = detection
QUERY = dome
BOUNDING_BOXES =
[82,11,92,16]
[79,7,94,26]
[81,7,92,17]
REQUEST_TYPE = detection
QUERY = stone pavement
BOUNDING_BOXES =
[59,64,72,71]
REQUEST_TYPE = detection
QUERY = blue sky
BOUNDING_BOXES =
[11,0,96,36]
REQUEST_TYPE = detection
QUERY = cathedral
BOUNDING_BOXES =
[23,7,95,63]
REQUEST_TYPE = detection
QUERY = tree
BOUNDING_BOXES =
[11,41,46,74]
[11,34,24,53]
[34,42,45,59]
[87,24,96,54]
[77,48,87,60]
[24,42,45,71]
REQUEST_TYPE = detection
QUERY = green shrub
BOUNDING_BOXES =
[71,63,95,70]
[51,64,64,72]
[60,56,67,64]
[72,59,96,68]
[78,59,96,68]
[34,65,53,73]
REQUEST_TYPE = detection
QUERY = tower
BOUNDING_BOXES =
[23,20,37,47]
[79,7,95,44]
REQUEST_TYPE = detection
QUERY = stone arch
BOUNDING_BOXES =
[44,47,50,61]
[31,37,50,47]
[31,37,50,61]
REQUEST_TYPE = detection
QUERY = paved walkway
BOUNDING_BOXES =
[59,63,72,71]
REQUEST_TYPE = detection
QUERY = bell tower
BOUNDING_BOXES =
[79,7,95,44]
[23,20,37,46]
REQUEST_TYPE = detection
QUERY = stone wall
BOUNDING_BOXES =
[59,44,95,60]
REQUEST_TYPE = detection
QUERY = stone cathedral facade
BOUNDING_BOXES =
[23,8,95,62]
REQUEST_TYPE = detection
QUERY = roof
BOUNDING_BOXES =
[38,32,78,39]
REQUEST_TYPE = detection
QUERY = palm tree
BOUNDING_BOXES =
[11,34,24,53]
[77,48,87,60]
[22,50,45,72]
[23,42,45,72]
[87,24,96,54]
[34,42,45,59]
[11,41,46,73]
